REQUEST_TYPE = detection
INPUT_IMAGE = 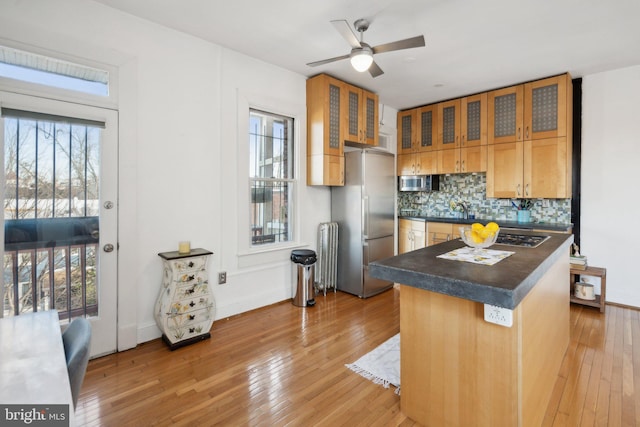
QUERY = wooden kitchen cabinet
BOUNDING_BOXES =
[307,74,380,185]
[524,137,570,198]
[398,151,437,176]
[426,222,461,246]
[436,144,486,174]
[344,83,379,146]
[437,99,460,150]
[397,109,418,156]
[461,93,487,147]
[307,74,345,186]
[524,74,572,141]
[489,74,571,145]
[487,73,572,198]
[460,145,487,173]
[487,137,570,198]
[488,84,524,144]
[486,141,524,198]
[399,219,426,254]
[397,105,438,175]
[437,148,460,174]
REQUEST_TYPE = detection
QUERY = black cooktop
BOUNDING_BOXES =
[495,233,550,248]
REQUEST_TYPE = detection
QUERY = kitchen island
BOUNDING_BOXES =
[370,230,573,427]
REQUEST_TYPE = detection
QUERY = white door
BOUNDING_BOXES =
[1,91,117,357]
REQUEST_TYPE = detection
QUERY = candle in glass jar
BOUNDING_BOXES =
[178,241,191,254]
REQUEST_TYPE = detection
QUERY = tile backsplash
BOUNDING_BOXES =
[397,173,572,224]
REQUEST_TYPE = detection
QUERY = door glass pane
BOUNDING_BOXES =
[532,84,558,133]
[494,93,516,137]
[442,106,456,145]
[3,115,101,320]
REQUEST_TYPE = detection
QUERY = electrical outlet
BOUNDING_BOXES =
[218,271,227,284]
[501,199,511,207]
[541,199,550,208]
[484,304,513,327]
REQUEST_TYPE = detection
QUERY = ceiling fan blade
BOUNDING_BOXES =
[372,35,425,55]
[368,61,384,78]
[306,54,351,67]
[331,19,361,48]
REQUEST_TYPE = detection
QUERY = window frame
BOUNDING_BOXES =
[0,40,118,110]
[248,108,295,248]
[236,90,303,258]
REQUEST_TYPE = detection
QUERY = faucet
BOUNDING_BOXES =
[459,202,469,219]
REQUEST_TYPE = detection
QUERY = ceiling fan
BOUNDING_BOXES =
[307,19,425,78]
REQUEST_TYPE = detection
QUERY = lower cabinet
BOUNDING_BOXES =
[399,219,426,254]
[400,220,463,253]
[427,222,462,246]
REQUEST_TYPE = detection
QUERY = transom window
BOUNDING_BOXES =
[249,109,294,246]
[0,45,109,96]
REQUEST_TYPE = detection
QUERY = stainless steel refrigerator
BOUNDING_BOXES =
[331,149,395,298]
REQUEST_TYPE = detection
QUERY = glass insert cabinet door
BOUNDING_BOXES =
[524,74,570,140]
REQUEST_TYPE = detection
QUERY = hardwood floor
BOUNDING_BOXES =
[76,288,639,426]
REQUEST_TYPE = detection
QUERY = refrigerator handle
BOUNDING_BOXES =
[362,196,369,239]
[362,240,369,267]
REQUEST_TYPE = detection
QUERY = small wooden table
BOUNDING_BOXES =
[0,310,75,425]
[570,266,606,313]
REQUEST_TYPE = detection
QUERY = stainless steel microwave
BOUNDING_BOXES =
[398,175,440,192]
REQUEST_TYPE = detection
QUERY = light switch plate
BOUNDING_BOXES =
[484,304,513,327]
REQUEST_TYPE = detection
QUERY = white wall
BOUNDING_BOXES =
[582,65,640,307]
[0,0,331,349]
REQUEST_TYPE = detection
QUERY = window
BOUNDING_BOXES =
[249,109,294,246]
[0,45,109,96]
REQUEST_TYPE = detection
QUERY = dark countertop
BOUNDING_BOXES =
[370,230,573,309]
[398,215,573,233]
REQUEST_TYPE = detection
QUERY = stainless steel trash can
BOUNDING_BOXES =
[291,249,316,307]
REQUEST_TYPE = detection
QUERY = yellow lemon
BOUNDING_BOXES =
[471,230,484,243]
[479,228,491,239]
[472,223,484,232]
[486,222,500,233]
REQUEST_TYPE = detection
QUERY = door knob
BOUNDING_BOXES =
[103,244,114,253]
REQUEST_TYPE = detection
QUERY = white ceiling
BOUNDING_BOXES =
[94,0,640,111]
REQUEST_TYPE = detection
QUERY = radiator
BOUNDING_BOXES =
[316,222,338,295]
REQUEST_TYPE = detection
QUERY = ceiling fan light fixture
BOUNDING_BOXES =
[350,47,373,72]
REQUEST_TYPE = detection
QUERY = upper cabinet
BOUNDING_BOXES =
[344,84,379,146]
[397,109,418,155]
[461,93,487,147]
[488,74,572,144]
[524,74,571,141]
[396,72,571,192]
[487,73,573,198]
[397,105,438,175]
[437,99,460,150]
[488,85,524,144]
[306,74,345,185]
[306,74,379,186]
